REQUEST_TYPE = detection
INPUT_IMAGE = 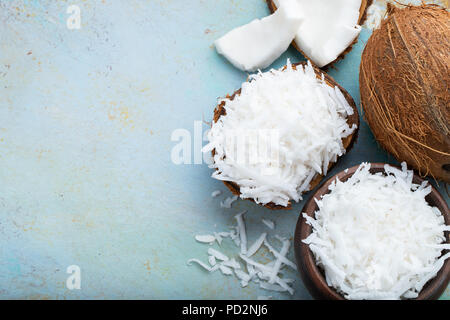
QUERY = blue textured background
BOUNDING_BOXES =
[0,0,448,299]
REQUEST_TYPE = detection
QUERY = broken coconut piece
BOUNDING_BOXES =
[188,209,297,295]
[219,265,234,276]
[195,234,216,244]
[271,0,364,67]
[235,211,248,255]
[214,0,303,72]
[262,219,275,230]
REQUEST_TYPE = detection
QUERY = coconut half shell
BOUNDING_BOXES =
[211,62,360,210]
[267,0,372,69]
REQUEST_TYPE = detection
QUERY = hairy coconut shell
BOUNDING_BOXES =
[267,0,372,68]
[360,5,450,182]
[212,62,360,210]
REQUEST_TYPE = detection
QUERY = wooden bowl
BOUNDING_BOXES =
[294,163,450,300]
[267,0,373,69]
[211,62,360,209]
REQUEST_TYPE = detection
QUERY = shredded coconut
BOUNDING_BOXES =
[363,0,447,30]
[219,265,234,276]
[188,212,296,295]
[262,219,275,230]
[247,232,267,257]
[208,248,229,261]
[195,234,215,244]
[220,195,239,208]
[273,0,362,67]
[303,162,450,300]
[235,211,248,255]
[187,259,220,272]
[203,60,356,207]
[208,255,217,266]
[211,190,222,198]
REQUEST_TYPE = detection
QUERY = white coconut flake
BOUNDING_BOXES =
[239,254,273,274]
[264,238,297,270]
[274,278,294,295]
[363,0,447,30]
[232,235,241,247]
[214,0,303,71]
[260,276,295,295]
[273,0,362,67]
[235,269,252,286]
[211,190,222,198]
[246,232,267,257]
[303,162,450,300]
[259,282,287,293]
[208,255,217,266]
[235,211,248,255]
[219,265,234,276]
[247,264,258,281]
[220,195,239,209]
[195,234,216,244]
[213,232,222,245]
[262,219,275,230]
[189,213,296,296]
[208,248,229,261]
[203,60,356,207]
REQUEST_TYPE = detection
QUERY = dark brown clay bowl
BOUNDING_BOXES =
[294,162,450,300]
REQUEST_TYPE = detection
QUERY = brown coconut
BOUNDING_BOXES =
[360,4,450,182]
[267,0,373,68]
[212,62,360,210]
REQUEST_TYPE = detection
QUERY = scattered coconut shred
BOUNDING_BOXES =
[188,211,297,295]
[214,0,303,71]
[203,60,356,207]
[211,190,222,198]
[303,162,450,300]
[215,0,364,70]
[220,195,239,209]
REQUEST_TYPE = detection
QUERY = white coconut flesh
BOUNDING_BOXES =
[273,0,362,67]
[214,0,303,72]
[203,61,356,207]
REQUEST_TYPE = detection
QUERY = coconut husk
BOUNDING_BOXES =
[267,0,373,69]
[211,62,360,210]
[360,4,450,182]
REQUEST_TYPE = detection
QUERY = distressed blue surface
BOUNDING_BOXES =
[0,0,448,300]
